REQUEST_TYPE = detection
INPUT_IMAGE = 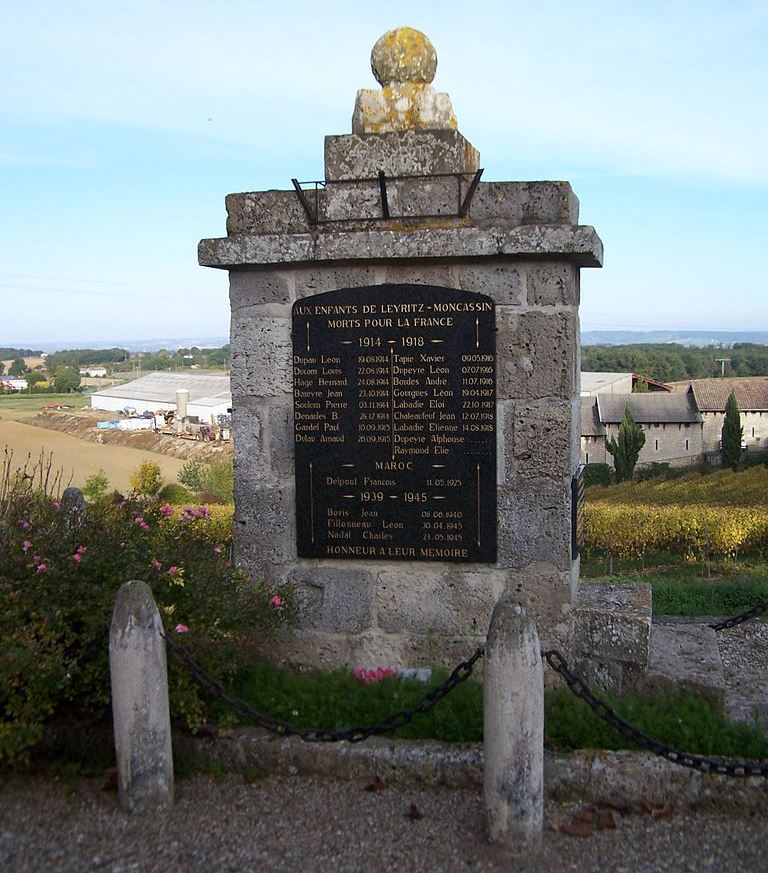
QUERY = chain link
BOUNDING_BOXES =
[542,648,768,778]
[709,600,768,632]
[165,627,768,773]
[164,632,484,743]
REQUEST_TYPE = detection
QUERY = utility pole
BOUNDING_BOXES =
[715,358,730,377]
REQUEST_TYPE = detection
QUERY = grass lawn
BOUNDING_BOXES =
[581,554,768,616]
[201,661,768,758]
[0,393,89,421]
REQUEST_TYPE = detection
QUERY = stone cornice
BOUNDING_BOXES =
[199,224,603,270]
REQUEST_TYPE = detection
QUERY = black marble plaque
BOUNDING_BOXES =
[292,285,496,562]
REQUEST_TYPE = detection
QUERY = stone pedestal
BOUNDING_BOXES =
[199,31,603,670]
[570,583,653,692]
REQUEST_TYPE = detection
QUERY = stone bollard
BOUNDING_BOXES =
[109,580,174,813]
[484,599,543,850]
[60,486,87,529]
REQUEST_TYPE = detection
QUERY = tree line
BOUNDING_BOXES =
[582,343,768,382]
[119,346,230,372]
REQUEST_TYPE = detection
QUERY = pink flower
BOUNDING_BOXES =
[51,500,60,510]
[353,666,397,684]
[21,540,32,553]
[32,554,41,562]
[269,595,283,608]
[213,545,223,555]
[196,505,211,519]
[160,504,174,517]
[72,553,82,563]
[36,563,48,574]
[134,516,149,532]
[151,559,162,571]
[76,545,87,555]
[175,623,189,634]
[167,565,181,577]
[18,519,30,531]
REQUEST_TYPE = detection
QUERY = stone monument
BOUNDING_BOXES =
[199,28,603,669]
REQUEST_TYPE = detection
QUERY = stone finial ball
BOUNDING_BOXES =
[371,27,437,86]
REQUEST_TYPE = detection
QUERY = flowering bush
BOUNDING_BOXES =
[0,452,293,765]
[353,666,397,684]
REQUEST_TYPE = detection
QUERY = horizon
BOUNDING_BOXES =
[5,327,768,356]
[2,2,766,342]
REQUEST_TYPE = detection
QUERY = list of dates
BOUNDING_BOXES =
[292,285,497,563]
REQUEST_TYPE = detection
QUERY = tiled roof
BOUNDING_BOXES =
[688,378,768,412]
[596,393,701,425]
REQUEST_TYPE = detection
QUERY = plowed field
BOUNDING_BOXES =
[0,418,185,492]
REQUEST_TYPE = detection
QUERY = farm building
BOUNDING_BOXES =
[583,393,704,468]
[0,376,29,392]
[89,372,231,422]
[672,377,768,457]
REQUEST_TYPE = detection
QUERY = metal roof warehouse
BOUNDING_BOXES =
[89,372,231,421]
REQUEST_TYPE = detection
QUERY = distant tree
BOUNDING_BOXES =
[177,458,207,492]
[606,404,646,482]
[129,461,163,497]
[82,469,111,502]
[0,361,4,376]
[8,358,27,377]
[25,371,47,389]
[52,366,81,393]
[721,391,743,470]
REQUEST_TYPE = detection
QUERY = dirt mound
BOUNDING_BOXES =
[28,410,232,462]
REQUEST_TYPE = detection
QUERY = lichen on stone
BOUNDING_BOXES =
[352,27,458,135]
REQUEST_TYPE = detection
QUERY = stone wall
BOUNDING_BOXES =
[583,421,705,468]
[702,410,768,455]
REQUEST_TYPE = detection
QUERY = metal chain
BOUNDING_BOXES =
[542,648,768,778]
[164,632,484,743]
[709,600,768,632]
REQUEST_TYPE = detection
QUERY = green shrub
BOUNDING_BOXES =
[0,457,291,766]
[635,462,673,482]
[129,460,163,497]
[177,458,207,493]
[82,469,110,502]
[177,457,233,503]
[584,463,612,488]
[157,482,195,504]
[202,458,233,503]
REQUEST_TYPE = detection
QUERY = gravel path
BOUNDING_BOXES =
[717,618,768,728]
[2,773,768,873]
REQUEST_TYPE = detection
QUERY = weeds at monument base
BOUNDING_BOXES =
[164,632,768,769]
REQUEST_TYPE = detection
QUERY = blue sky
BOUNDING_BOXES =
[1,0,766,346]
